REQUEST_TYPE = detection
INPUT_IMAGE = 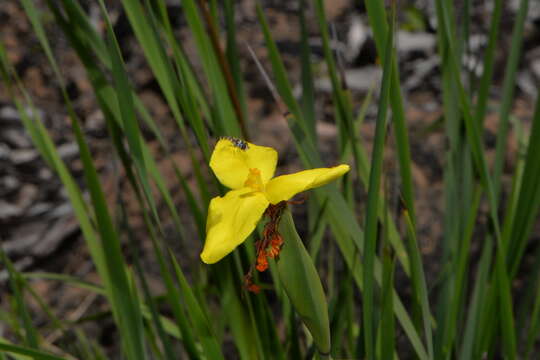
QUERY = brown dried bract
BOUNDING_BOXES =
[244,201,287,293]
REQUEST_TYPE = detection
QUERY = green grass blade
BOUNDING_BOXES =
[114,0,214,201]
[180,0,241,136]
[0,342,64,360]
[473,0,502,125]
[319,194,428,359]
[120,205,177,360]
[459,240,493,360]
[379,246,395,360]
[438,187,482,357]
[46,1,197,243]
[71,116,148,360]
[99,1,161,225]
[22,273,104,295]
[524,274,540,357]
[21,4,153,357]
[169,251,225,360]
[313,0,356,157]
[299,0,317,140]
[361,17,394,357]
[329,270,354,357]
[507,92,540,275]
[0,250,39,349]
[492,0,530,198]
[435,2,517,356]
[403,210,434,359]
[362,0,417,223]
[255,2,318,155]
[153,0,214,150]
[21,273,185,342]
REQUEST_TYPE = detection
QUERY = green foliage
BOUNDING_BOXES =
[1,1,539,359]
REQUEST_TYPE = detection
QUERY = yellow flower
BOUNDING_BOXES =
[200,138,350,264]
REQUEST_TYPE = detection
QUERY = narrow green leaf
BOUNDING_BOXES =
[362,0,417,223]
[403,210,434,359]
[169,251,225,360]
[0,250,38,348]
[492,0,530,198]
[0,342,64,360]
[379,246,395,360]
[362,18,394,358]
[459,241,493,360]
[507,93,540,276]
[525,274,540,357]
[275,207,331,356]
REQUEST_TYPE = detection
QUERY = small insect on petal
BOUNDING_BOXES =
[222,136,249,150]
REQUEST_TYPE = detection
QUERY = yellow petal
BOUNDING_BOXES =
[209,138,278,189]
[201,188,269,264]
[265,164,350,204]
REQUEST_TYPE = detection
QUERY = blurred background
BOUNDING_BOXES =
[1,0,540,358]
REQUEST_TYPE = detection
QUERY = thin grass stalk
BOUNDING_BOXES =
[507,92,540,275]
[458,240,493,360]
[524,268,540,357]
[362,0,417,223]
[492,0,530,199]
[16,2,148,357]
[104,111,197,358]
[438,187,482,356]
[71,111,148,360]
[299,0,317,141]
[180,0,241,136]
[311,0,411,271]
[362,16,395,357]
[0,342,66,360]
[168,252,226,360]
[473,0,502,125]
[197,0,249,139]
[0,250,39,349]
[435,3,517,356]
[47,0,200,240]
[403,210,434,359]
[99,0,164,229]
[117,0,216,204]
[218,259,265,359]
[433,3,472,358]
[379,245,395,360]
[118,176,178,360]
[224,0,249,124]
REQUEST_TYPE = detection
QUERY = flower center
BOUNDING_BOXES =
[244,168,264,192]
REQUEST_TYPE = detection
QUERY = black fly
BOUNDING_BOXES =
[222,136,249,150]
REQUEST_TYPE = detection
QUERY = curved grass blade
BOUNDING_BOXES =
[0,250,39,349]
[379,245,395,360]
[507,92,540,275]
[362,0,417,223]
[435,2,516,357]
[361,15,394,357]
[492,0,530,198]
[403,209,434,359]
[0,342,65,360]
[169,251,225,360]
